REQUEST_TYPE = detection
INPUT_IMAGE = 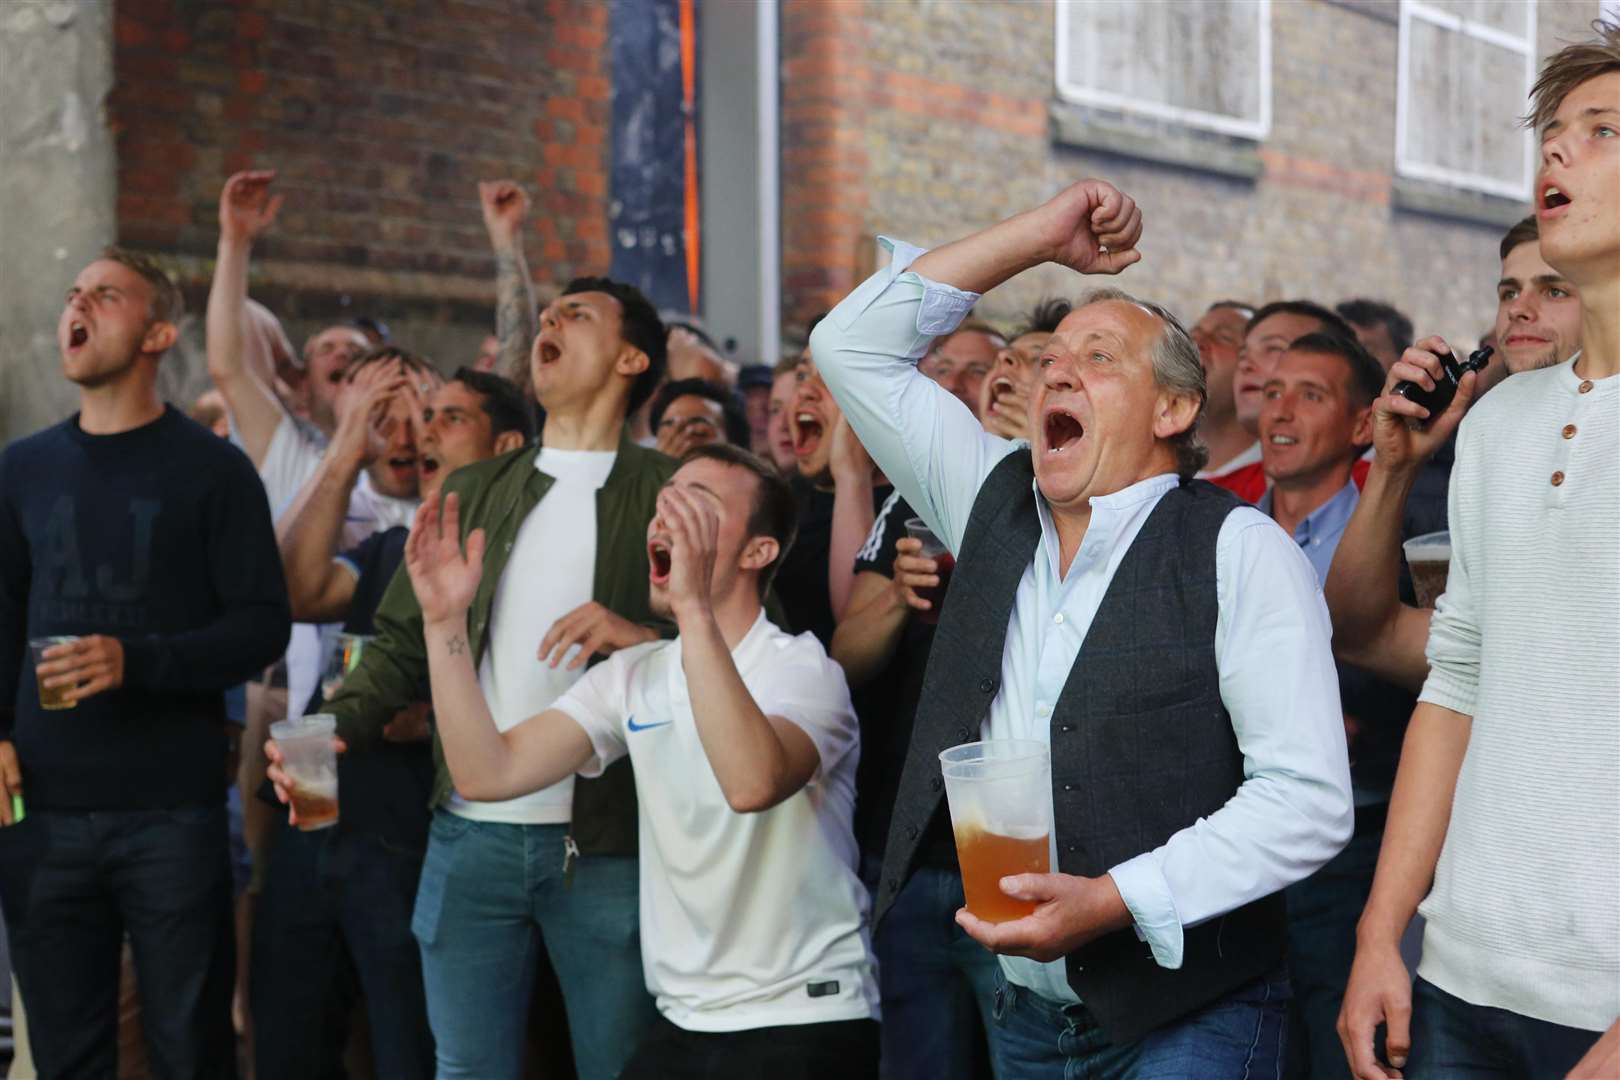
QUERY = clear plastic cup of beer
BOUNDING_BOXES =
[938,739,1053,923]
[29,636,82,710]
[1402,530,1451,608]
[270,714,340,831]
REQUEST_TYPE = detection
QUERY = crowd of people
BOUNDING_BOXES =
[0,20,1615,1080]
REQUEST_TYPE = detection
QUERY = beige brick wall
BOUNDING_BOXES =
[784,0,1603,352]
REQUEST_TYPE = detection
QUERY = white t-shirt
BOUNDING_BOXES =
[448,447,617,824]
[554,611,879,1033]
[237,411,418,716]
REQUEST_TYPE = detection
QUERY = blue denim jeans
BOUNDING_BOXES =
[864,857,999,1079]
[251,822,434,1079]
[988,965,1291,1080]
[1284,825,1381,1079]
[0,807,237,1080]
[1405,977,1601,1079]
[410,812,656,1080]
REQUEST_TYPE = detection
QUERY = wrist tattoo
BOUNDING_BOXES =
[447,634,466,656]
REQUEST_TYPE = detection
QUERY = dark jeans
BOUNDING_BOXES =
[1285,823,1382,1079]
[251,821,433,1080]
[620,1013,880,1080]
[0,807,236,1080]
[863,856,999,1080]
[1406,976,1601,1079]
[989,966,1292,1080]
[410,812,655,1080]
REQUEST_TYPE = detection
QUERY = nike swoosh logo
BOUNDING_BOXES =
[626,714,672,733]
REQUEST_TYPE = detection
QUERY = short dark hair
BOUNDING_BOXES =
[1499,215,1540,262]
[1287,330,1387,413]
[344,344,437,382]
[1247,300,1355,341]
[99,246,183,327]
[1012,298,1073,339]
[451,366,537,443]
[1336,299,1414,355]
[649,378,751,447]
[678,442,799,597]
[561,276,667,415]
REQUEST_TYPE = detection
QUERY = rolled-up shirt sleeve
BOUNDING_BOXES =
[808,237,1017,554]
[1107,509,1355,968]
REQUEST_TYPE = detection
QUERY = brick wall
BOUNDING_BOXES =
[111,0,612,372]
[780,0,1603,349]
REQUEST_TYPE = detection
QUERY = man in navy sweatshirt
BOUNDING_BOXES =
[0,247,291,1079]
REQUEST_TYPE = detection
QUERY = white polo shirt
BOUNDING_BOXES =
[553,611,879,1033]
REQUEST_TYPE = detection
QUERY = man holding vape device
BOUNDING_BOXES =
[1337,24,1619,1079]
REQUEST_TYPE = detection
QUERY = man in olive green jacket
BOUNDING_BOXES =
[322,275,672,1080]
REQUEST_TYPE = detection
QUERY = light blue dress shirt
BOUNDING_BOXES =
[810,239,1353,1005]
[1257,480,1361,586]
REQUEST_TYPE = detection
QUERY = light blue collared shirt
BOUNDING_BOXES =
[810,239,1353,1005]
[1257,480,1360,587]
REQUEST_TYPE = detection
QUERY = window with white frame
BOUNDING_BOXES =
[1396,1,1536,200]
[1054,0,1272,141]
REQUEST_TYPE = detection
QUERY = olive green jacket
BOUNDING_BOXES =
[326,434,675,855]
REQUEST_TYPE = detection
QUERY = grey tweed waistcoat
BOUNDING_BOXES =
[873,452,1286,1045]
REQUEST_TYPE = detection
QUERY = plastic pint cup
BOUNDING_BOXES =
[939,739,1053,923]
[29,636,81,710]
[321,632,375,700]
[270,714,340,831]
[903,517,954,625]
[1403,530,1451,608]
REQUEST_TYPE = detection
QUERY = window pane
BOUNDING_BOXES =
[1424,0,1531,38]
[1406,17,1528,187]
[1061,0,1264,126]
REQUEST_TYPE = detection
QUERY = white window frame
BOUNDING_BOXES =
[1054,0,1273,141]
[1395,0,1536,201]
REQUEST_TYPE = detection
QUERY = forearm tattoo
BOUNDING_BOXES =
[446,634,467,657]
[494,250,539,386]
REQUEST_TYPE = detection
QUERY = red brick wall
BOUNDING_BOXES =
[780,0,871,341]
[111,0,612,321]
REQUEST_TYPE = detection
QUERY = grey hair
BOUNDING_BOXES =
[1073,288,1209,477]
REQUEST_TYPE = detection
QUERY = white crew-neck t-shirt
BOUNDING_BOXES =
[448,447,617,824]
[554,611,879,1032]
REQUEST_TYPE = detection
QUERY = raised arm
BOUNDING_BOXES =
[661,485,821,813]
[277,362,412,622]
[809,180,1142,552]
[479,180,540,386]
[827,416,877,621]
[1325,340,1477,692]
[207,170,288,465]
[408,492,593,801]
[830,539,939,689]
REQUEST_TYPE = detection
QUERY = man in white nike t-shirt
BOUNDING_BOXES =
[407,442,880,1079]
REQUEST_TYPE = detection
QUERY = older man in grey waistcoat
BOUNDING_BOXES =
[809,179,1353,1079]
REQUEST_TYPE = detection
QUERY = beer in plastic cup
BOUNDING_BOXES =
[1402,530,1451,609]
[270,714,340,831]
[939,739,1053,923]
[903,517,955,626]
[29,636,82,711]
[321,632,375,700]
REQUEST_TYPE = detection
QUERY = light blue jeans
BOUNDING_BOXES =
[411,812,656,1080]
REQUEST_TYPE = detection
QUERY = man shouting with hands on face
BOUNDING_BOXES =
[399,443,880,1079]
[808,180,1353,1078]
